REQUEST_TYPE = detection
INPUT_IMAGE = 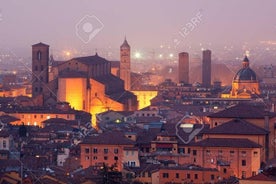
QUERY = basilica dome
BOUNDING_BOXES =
[233,56,257,82]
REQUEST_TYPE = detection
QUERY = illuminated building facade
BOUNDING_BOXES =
[31,43,138,127]
[230,56,260,98]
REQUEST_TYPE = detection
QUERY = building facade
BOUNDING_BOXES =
[202,50,212,87]
[120,38,131,91]
[178,52,189,84]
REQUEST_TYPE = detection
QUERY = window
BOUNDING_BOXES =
[40,115,43,118]
[93,148,98,153]
[37,51,41,60]
[223,168,227,173]
[187,173,190,179]
[188,148,191,154]
[176,173,179,178]
[104,156,108,160]
[3,140,7,148]
[93,156,97,160]
[178,148,185,154]
[206,150,210,155]
[40,87,43,92]
[193,150,197,156]
[253,151,258,157]
[34,115,37,119]
[104,148,108,154]
[40,65,44,71]
[230,150,235,156]
[114,148,119,154]
[35,87,38,92]
[85,156,89,160]
[241,151,246,157]
[114,156,118,161]
[195,174,198,179]
[218,150,223,155]
[211,174,214,180]
[162,173,169,178]
[85,148,90,154]
[242,160,246,166]
[35,65,38,71]
[242,171,246,179]
[252,171,256,176]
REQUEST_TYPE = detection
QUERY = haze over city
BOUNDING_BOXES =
[0,1,276,183]
[1,0,276,61]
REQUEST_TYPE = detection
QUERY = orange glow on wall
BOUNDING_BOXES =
[131,90,158,109]
[58,78,87,111]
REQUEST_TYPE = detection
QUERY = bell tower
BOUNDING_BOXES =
[120,37,131,91]
[31,42,49,101]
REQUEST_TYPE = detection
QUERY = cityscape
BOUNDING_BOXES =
[0,1,276,184]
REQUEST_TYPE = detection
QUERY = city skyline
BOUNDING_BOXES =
[0,0,276,60]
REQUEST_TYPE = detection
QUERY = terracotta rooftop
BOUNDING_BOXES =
[72,54,109,65]
[204,118,268,135]
[81,131,135,145]
[192,138,262,148]
[208,103,276,119]
[245,173,276,181]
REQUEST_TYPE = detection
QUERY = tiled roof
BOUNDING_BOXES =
[0,115,20,123]
[208,103,276,119]
[192,138,262,148]
[32,42,49,47]
[72,54,109,65]
[204,118,268,135]
[59,71,88,78]
[81,131,135,145]
[245,173,276,181]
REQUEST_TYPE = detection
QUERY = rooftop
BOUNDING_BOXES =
[192,138,262,148]
[204,118,268,135]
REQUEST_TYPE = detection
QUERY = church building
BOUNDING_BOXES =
[31,42,138,126]
[229,56,260,98]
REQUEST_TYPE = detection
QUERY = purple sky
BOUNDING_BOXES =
[0,0,276,58]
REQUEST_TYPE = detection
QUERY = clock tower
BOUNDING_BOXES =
[120,38,131,90]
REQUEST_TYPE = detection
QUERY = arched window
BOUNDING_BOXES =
[37,51,42,61]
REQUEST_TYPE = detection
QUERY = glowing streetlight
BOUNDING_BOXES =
[169,53,174,58]
[134,52,141,59]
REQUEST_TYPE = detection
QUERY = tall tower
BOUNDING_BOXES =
[202,49,211,87]
[32,42,49,100]
[120,38,131,90]
[178,52,189,84]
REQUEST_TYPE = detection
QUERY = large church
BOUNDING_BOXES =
[31,41,138,126]
[229,56,260,98]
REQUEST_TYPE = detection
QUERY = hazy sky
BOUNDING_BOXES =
[0,0,276,57]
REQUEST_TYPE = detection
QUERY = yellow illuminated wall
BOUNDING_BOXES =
[58,78,87,111]
[131,90,158,109]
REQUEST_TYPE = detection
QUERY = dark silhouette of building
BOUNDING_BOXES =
[202,49,211,87]
[178,52,189,84]
[120,38,131,90]
[31,42,49,103]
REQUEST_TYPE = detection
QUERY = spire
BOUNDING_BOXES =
[243,55,249,62]
[242,55,249,68]
[121,37,130,49]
